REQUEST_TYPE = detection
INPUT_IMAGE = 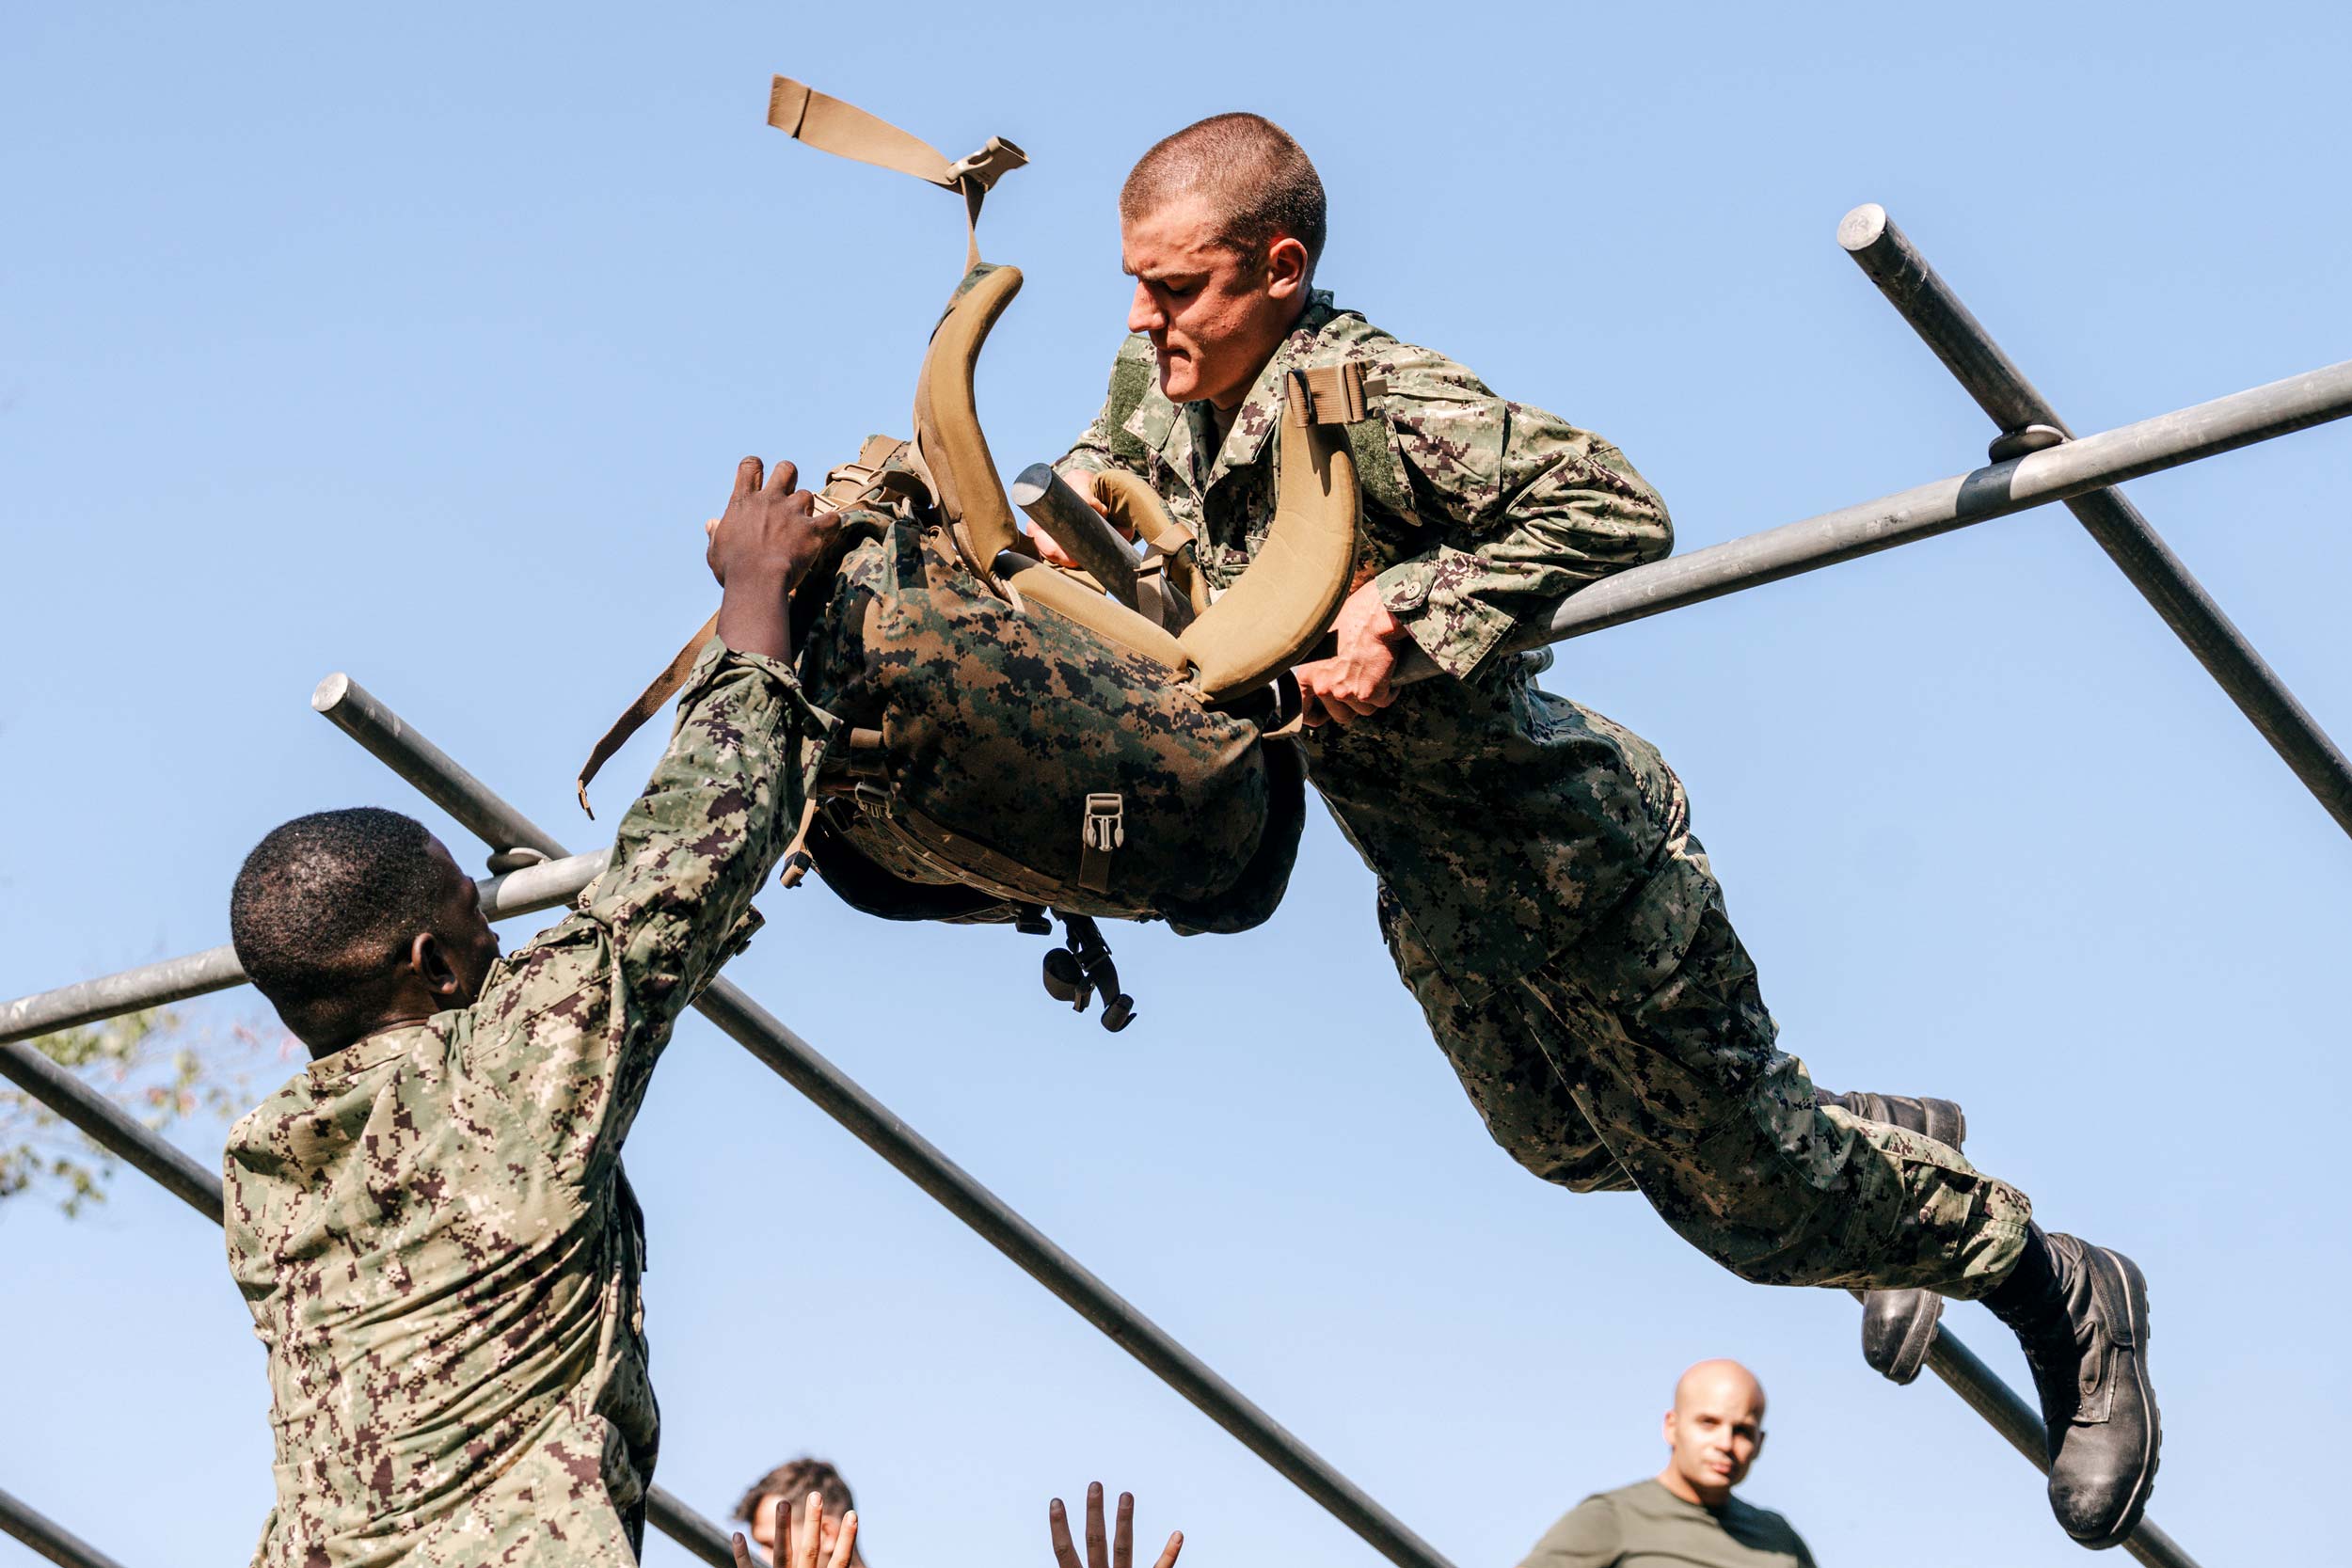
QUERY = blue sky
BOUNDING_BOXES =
[4,4,2348,1565]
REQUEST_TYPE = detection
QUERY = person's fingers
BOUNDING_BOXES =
[1050,1498,1085,1568]
[826,1512,858,1568]
[794,1493,824,1568]
[1113,1491,1135,1568]
[1065,469,1109,515]
[1086,1481,1109,1568]
[735,455,764,499]
[1029,527,1077,568]
[729,1530,755,1568]
[764,458,801,495]
[1151,1530,1184,1568]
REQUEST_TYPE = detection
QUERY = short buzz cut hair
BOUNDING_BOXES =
[230,807,448,1028]
[1120,112,1327,272]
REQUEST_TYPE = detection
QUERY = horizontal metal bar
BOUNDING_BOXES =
[0,854,605,1048]
[1839,202,2352,839]
[313,679,1461,1568]
[1393,356,2352,681]
[0,1483,133,1568]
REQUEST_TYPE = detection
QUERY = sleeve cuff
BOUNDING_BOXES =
[1374,551,1518,681]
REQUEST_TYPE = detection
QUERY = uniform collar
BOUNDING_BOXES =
[1121,291,1347,496]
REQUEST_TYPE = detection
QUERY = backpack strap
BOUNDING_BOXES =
[574,436,909,816]
[1173,365,1368,702]
[766,76,1025,272]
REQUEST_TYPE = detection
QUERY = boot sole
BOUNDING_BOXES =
[1877,1291,1943,1385]
[1859,1095,1966,1385]
[2069,1247,2161,1550]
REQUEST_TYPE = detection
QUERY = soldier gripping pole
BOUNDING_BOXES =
[306,676,1464,1568]
[1837,203,2352,840]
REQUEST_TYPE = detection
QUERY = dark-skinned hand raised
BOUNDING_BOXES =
[707,455,841,661]
[1049,1481,1182,1568]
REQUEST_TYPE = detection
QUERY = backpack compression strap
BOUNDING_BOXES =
[573,435,912,816]
[766,77,1025,273]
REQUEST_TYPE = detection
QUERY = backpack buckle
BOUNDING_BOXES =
[1078,793,1123,894]
[1082,793,1124,852]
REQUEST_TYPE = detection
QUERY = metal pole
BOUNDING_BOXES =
[0,1485,133,1568]
[1009,464,1143,606]
[1850,1293,2201,1568]
[304,682,1460,1568]
[1391,355,2352,681]
[1838,202,2352,839]
[0,1030,225,1223]
[645,1487,740,1567]
[0,852,606,1046]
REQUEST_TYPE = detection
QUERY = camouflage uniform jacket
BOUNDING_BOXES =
[1059,293,1677,993]
[223,641,827,1568]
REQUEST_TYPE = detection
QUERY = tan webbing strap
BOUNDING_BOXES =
[767,75,1025,271]
[574,436,910,816]
[577,610,718,817]
[1091,469,1206,620]
[775,794,824,888]
[1290,363,1390,425]
[1172,367,1364,702]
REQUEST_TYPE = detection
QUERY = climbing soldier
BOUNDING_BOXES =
[1049,115,2160,1549]
[222,456,838,1566]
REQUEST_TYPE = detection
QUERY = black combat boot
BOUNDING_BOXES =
[1816,1089,1966,1385]
[1984,1225,2162,1548]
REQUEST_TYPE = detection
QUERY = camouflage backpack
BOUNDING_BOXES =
[579,79,1383,1026]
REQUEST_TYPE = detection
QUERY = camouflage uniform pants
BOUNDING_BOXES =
[1378,797,2031,1297]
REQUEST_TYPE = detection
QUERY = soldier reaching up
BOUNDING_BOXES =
[1048,114,2159,1549]
[223,456,837,1567]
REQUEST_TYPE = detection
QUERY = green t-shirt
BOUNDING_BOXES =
[1517,1479,1817,1568]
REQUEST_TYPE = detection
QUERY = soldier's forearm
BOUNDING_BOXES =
[586,645,821,1017]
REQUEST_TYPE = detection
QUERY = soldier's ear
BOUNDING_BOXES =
[409,931,463,998]
[1264,234,1311,298]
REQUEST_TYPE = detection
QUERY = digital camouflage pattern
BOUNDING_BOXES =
[794,513,1300,933]
[1060,296,2030,1293]
[223,641,823,1568]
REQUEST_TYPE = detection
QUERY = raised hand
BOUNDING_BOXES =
[707,455,841,659]
[1049,1481,1183,1568]
[732,1489,858,1568]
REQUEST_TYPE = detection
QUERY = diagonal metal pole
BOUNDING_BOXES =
[1838,202,2352,838]
[0,1485,133,1568]
[307,673,1462,1568]
[1842,1294,2197,1568]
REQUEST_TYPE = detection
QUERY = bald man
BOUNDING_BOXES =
[1518,1362,1811,1568]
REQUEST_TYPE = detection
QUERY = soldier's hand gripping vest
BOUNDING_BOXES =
[578,78,1379,1022]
